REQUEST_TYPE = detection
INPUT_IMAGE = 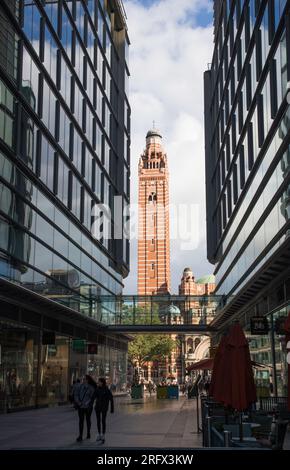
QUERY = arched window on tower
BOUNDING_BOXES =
[148,192,157,203]
[150,263,155,279]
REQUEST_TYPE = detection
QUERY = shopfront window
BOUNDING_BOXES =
[246,330,273,398]
[273,307,289,396]
[38,335,69,406]
[0,321,39,412]
[245,297,289,399]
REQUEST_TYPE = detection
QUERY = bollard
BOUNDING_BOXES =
[196,394,200,433]
[206,416,212,447]
[223,430,232,448]
[202,404,210,447]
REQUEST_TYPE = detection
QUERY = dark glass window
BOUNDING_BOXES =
[58,104,70,156]
[73,129,83,174]
[40,134,55,192]
[43,24,58,84]
[21,47,39,112]
[238,91,243,133]
[0,8,18,80]
[71,172,81,219]
[42,79,56,136]
[227,180,232,217]
[233,163,238,203]
[246,62,252,110]
[20,108,38,172]
[61,6,72,55]
[239,145,245,188]
[257,94,264,148]
[247,122,254,170]
[0,79,15,149]
[222,193,227,229]
[23,2,40,56]
[270,59,278,118]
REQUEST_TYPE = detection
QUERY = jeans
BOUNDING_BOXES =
[78,407,93,437]
[95,408,108,435]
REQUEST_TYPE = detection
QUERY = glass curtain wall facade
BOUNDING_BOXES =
[0,0,130,411]
[0,0,130,306]
[204,0,290,393]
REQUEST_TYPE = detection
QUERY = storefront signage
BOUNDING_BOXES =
[72,339,86,353]
[275,316,287,335]
[87,343,98,355]
[250,317,269,335]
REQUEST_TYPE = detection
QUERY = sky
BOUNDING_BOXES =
[123,0,215,294]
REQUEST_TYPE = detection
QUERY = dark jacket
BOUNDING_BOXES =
[95,386,114,413]
[75,383,96,409]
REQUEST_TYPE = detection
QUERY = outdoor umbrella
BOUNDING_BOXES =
[211,323,257,441]
[209,335,227,398]
[284,311,290,411]
[220,322,256,410]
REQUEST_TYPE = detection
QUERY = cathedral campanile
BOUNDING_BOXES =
[137,129,171,296]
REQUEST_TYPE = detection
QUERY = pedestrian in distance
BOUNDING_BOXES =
[95,377,114,444]
[69,381,75,404]
[75,375,97,442]
[148,381,154,396]
[72,378,81,409]
[69,379,80,405]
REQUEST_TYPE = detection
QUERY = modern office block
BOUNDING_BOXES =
[204,0,290,395]
[0,0,130,410]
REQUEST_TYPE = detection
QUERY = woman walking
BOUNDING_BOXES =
[75,375,97,442]
[95,377,114,444]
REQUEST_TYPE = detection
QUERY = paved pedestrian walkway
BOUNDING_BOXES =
[0,395,202,449]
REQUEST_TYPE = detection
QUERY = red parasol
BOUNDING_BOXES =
[211,324,256,411]
[209,335,227,398]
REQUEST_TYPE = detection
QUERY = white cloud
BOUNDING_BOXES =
[123,0,215,293]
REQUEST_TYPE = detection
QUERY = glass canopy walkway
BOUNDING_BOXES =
[94,295,223,333]
[0,277,223,333]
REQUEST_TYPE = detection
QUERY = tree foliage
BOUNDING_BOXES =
[120,303,162,325]
[128,334,177,366]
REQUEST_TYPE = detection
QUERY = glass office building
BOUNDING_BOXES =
[0,0,130,411]
[204,0,290,395]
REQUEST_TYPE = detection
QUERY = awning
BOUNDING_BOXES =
[186,358,214,371]
[187,358,268,372]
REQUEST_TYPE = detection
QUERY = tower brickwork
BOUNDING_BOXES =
[137,129,170,295]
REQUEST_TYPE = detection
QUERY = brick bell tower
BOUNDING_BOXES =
[137,128,171,295]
